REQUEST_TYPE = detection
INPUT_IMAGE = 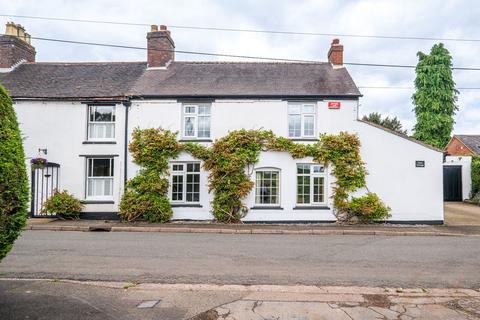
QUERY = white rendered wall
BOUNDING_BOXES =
[444,156,472,200]
[14,100,126,213]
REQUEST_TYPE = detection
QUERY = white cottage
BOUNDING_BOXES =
[0,23,444,223]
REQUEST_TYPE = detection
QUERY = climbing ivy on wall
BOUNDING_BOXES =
[119,128,390,223]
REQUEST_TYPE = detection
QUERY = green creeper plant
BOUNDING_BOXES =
[120,128,390,223]
[42,189,84,219]
[0,85,29,260]
[412,43,458,149]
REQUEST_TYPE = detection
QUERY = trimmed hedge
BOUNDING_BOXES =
[471,156,480,200]
[0,85,29,260]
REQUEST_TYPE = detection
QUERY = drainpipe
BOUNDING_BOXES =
[123,101,132,187]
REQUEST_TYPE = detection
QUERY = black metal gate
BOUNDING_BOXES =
[443,165,462,201]
[30,162,60,217]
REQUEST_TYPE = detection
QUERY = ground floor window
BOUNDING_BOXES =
[255,169,280,205]
[296,164,326,205]
[86,158,114,199]
[171,162,201,203]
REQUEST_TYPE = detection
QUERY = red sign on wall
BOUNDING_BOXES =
[328,101,341,109]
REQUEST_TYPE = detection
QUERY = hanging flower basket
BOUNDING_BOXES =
[31,157,48,170]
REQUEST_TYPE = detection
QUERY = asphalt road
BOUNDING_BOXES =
[1,230,479,288]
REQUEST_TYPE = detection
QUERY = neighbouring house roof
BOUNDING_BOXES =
[0,62,147,100]
[0,61,361,100]
[453,135,480,155]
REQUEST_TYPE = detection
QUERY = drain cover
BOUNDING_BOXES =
[137,300,160,309]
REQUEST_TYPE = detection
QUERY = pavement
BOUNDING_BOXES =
[24,202,480,237]
[1,279,479,319]
[1,230,480,288]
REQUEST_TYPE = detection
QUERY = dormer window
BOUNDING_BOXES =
[288,103,316,138]
[87,105,115,140]
[182,104,211,139]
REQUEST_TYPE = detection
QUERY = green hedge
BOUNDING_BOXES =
[0,85,29,260]
[471,156,480,199]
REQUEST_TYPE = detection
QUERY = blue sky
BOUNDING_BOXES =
[2,0,479,134]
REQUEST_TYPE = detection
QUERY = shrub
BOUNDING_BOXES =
[42,190,84,219]
[119,191,172,223]
[471,156,480,199]
[349,192,391,221]
[0,85,29,260]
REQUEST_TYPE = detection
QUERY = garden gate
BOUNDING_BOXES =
[30,162,60,217]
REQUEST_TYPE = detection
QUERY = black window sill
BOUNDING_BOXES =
[289,138,319,142]
[81,200,115,204]
[250,206,284,210]
[82,141,117,144]
[293,206,330,210]
[171,204,203,208]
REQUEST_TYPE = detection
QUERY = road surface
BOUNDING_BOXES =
[1,230,479,288]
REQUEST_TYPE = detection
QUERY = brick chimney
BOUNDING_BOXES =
[327,38,343,66]
[147,25,174,68]
[0,22,36,70]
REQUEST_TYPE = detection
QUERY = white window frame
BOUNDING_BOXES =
[254,168,281,206]
[182,104,211,139]
[169,162,201,204]
[288,102,317,138]
[296,163,327,206]
[86,158,114,200]
[87,105,116,141]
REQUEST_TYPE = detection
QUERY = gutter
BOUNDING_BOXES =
[122,101,132,187]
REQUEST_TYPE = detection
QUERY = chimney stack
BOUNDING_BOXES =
[327,38,343,66]
[0,22,36,70]
[147,24,174,68]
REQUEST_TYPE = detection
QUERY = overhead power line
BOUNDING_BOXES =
[2,34,480,71]
[1,13,480,43]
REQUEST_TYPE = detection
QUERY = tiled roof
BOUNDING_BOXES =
[0,61,361,99]
[455,135,480,155]
[0,62,147,99]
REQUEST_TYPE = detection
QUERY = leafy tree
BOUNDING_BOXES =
[362,112,407,134]
[412,43,458,149]
[0,85,29,260]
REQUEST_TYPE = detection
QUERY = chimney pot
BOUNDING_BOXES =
[160,25,167,31]
[151,25,158,32]
[327,38,343,66]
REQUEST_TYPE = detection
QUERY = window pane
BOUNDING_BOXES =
[304,115,315,136]
[198,105,210,115]
[302,104,315,113]
[313,177,325,203]
[87,177,113,197]
[296,175,310,204]
[184,117,195,136]
[288,114,301,137]
[89,159,112,177]
[184,106,196,114]
[91,106,114,122]
[313,165,324,173]
[288,104,301,114]
[297,164,310,174]
[255,171,279,205]
[197,115,210,138]
[173,164,184,171]
[172,175,183,201]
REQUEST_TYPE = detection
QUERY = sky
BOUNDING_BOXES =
[2,0,479,135]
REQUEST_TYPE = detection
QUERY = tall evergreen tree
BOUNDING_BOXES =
[362,112,407,134]
[0,85,29,260]
[412,43,458,149]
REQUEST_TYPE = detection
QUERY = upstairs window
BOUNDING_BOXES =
[183,104,211,139]
[171,162,201,203]
[86,158,114,199]
[296,164,326,205]
[88,105,115,140]
[288,103,316,138]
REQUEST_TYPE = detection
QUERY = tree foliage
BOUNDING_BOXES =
[120,128,390,223]
[412,43,458,149]
[362,112,407,134]
[471,156,480,200]
[0,85,29,260]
